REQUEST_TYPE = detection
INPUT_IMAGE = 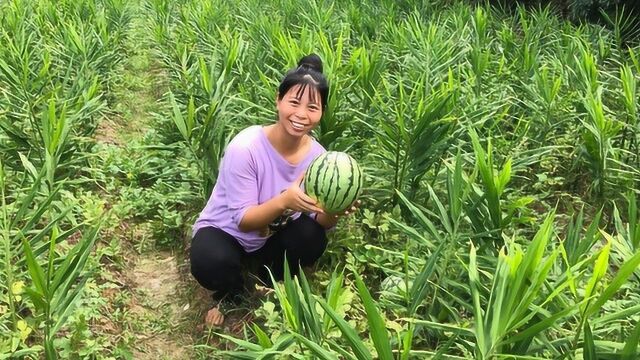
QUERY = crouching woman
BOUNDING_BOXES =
[189,54,356,326]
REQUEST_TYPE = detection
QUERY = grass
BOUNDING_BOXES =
[1,0,640,358]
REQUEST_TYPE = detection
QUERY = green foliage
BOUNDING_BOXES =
[0,0,131,174]
[2,0,640,358]
[0,159,103,358]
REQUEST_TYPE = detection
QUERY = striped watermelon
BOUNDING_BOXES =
[304,151,363,213]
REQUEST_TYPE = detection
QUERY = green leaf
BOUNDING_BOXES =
[622,321,640,360]
[169,92,190,141]
[627,192,639,250]
[297,267,323,342]
[583,321,597,360]
[583,237,610,312]
[21,234,46,299]
[281,259,302,332]
[394,190,442,242]
[11,188,64,251]
[52,278,90,335]
[496,158,512,195]
[267,268,295,332]
[469,127,501,231]
[252,324,272,349]
[324,268,348,333]
[408,239,445,315]
[18,153,38,180]
[257,334,297,359]
[220,351,261,359]
[502,212,555,332]
[586,233,640,317]
[23,287,46,312]
[216,333,263,352]
[504,304,579,344]
[432,331,460,360]
[401,324,414,360]
[427,185,452,235]
[354,272,393,360]
[327,339,358,360]
[6,169,41,231]
[290,333,339,360]
[469,242,487,357]
[317,299,372,360]
[447,148,464,224]
[51,221,100,296]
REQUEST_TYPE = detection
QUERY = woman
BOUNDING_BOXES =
[190,54,356,326]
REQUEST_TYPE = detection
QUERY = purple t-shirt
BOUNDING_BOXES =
[192,125,326,252]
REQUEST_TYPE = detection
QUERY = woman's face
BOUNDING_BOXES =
[276,83,323,138]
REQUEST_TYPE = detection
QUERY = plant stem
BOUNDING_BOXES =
[1,162,17,327]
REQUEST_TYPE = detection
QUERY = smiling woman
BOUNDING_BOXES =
[189,54,358,327]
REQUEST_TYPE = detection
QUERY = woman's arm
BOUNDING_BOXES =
[237,193,287,233]
[238,174,325,233]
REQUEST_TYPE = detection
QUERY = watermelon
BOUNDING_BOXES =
[304,151,363,213]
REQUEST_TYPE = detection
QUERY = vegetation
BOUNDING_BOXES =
[1,0,639,358]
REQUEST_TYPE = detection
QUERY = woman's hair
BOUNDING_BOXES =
[278,54,329,110]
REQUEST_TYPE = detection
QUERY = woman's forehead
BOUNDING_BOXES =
[285,83,320,102]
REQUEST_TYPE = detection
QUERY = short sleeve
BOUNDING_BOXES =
[220,143,258,227]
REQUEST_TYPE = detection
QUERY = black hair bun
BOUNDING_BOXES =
[297,54,323,74]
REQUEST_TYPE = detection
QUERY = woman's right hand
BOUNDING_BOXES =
[280,173,325,214]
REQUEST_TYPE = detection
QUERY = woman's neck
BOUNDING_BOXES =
[265,123,306,156]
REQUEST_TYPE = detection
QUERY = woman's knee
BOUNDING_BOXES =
[191,249,242,289]
[190,228,244,291]
[303,233,327,264]
[288,216,328,265]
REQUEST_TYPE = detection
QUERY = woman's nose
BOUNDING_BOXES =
[295,107,308,119]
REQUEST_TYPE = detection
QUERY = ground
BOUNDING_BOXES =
[89,8,261,357]
[91,13,205,358]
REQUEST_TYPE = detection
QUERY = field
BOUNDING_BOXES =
[1,0,640,358]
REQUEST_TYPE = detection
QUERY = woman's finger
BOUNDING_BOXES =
[295,172,306,186]
[307,204,325,214]
[291,197,322,214]
[299,195,324,213]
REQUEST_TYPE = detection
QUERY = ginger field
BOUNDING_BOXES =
[1,0,640,358]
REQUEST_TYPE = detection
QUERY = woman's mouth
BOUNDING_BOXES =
[290,120,306,131]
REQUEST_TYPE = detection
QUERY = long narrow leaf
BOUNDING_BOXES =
[583,321,597,360]
[622,320,640,360]
[20,234,46,299]
[586,233,640,317]
[354,272,393,360]
[290,333,340,360]
[317,299,372,360]
[409,240,445,315]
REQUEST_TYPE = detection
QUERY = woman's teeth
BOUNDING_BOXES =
[290,121,305,130]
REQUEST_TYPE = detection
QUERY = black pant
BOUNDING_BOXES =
[190,214,327,300]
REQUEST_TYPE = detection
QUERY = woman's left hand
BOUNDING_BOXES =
[327,200,362,219]
[314,200,362,229]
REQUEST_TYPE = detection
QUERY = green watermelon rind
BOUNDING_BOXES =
[304,151,363,213]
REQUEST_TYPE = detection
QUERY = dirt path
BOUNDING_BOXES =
[90,1,268,356]
[94,8,200,359]
[130,252,189,359]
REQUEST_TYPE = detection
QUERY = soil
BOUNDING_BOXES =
[89,6,263,358]
[91,12,201,358]
[130,252,190,359]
